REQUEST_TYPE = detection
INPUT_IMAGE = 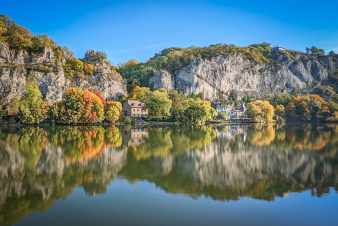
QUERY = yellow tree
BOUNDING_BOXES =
[248,100,274,123]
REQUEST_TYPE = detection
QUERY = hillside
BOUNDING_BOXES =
[0,15,126,109]
[0,15,337,109]
[119,44,338,100]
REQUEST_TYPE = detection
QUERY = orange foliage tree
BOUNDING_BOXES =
[56,88,105,124]
[286,94,331,121]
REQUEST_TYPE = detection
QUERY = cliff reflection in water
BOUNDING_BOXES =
[0,125,337,225]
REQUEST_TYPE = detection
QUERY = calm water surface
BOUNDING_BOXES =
[0,125,337,226]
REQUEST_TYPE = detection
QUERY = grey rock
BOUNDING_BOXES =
[0,43,126,105]
[150,49,337,100]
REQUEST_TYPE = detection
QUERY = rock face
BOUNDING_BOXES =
[150,48,338,100]
[0,42,126,105]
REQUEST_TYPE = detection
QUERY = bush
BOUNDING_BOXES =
[18,83,49,124]
[64,58,84,78]
[30,35,55,52]
[83,62,94,75]
[6,23,32,49]
[56,88,104,124]
[105,101,122,123]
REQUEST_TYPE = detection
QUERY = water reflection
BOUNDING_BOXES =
[0,125,337,225]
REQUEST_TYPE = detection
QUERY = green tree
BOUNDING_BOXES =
[146,89,172,118]
[19,83,48,124]
[178,98,216,126]
[130,86,172,118]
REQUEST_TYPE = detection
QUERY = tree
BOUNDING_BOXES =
[270,93,292,106]
[274,104,285,122]
[247,100,274,123]
[286,94,332,121]
[146,89,172,118]
[306,46,325,55]
[130,85,151,100]
[105,101,122,123]
[130,86,172,118]
[19,83,49,124]
[56,88,104,124]
[168,90,186,119]
[83,49,107,63]
[177,98,216,126]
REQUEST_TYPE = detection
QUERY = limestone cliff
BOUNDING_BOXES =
[0,42,126,105]
[127,45,338,100]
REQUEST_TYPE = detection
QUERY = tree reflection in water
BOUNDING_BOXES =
[0,124,337,225]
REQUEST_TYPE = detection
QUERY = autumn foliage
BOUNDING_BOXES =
[286,94,332,121]
[105,101,122,123]
[56,88,105,124]
[247,100,275,123]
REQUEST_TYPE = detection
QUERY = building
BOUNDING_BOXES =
[123,100,148,118]
[229,103,247,120]
[214,102,248,121]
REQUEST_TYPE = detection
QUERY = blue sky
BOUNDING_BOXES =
[1,0,338,64]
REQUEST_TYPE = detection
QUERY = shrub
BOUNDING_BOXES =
[18,83,49,124]
[30,35,55,52]
[6,23,32,49]
[57,88,104,124]
[105,101,122,123]
[64,58,84,78]
[83,62,94,75]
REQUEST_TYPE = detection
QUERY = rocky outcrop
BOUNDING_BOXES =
[149,48,338,100]
[0,42,126,105]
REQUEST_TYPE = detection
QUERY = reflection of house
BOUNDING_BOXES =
[123,100,148,118]
[128,128,149,146]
